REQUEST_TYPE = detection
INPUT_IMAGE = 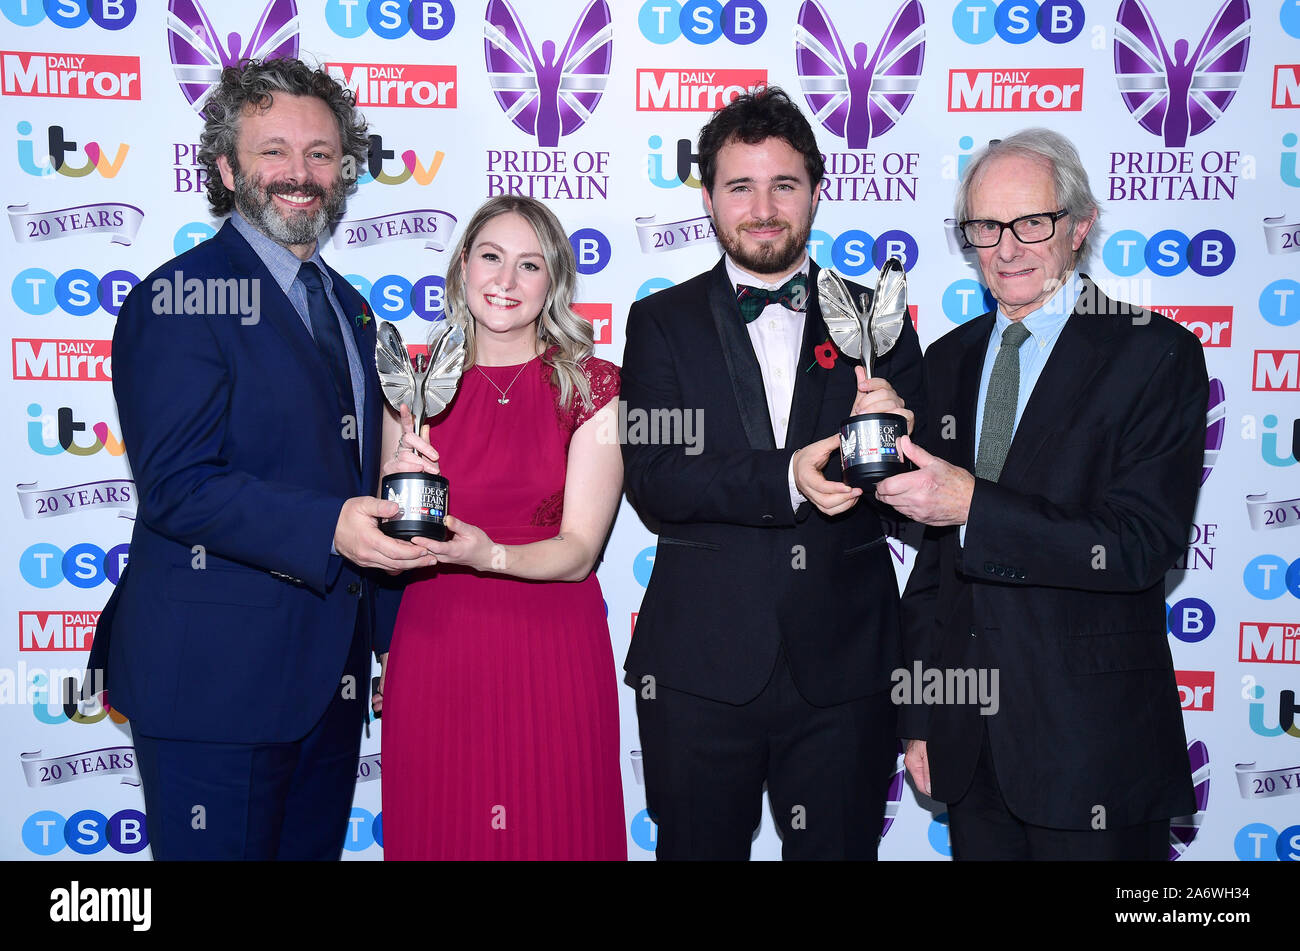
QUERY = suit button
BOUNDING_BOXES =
[984,562,995,573]
[346,582,360,596]
[969,626,977,637]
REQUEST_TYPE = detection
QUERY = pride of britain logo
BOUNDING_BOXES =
[167,0,300,115]
[794,0,925,150]
[1113,0,1250,148]
[484,0,613,148]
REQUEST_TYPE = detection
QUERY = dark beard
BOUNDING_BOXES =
[717,217,811,277]
[231,168,348,248]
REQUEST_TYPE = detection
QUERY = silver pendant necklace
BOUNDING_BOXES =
[475,360,531,405]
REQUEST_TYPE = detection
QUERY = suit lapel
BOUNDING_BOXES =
[996,279,1112,486]
[216,222,366,491]
[954,316,993,469]
[328,267,377,492]
[785,261,831,451]
[706,259,776,451]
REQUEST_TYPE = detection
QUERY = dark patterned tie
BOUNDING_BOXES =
[298,264,358,473]
[975,321,1031,481]
[735,272,808,323]
[298,263,356,422]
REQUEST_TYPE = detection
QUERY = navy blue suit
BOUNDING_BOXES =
[88,220,401,858]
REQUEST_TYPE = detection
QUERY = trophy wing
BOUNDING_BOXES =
[869,257,908,357]
[421,322,467,417]
[375,321,418,414]
[816,267,864,360]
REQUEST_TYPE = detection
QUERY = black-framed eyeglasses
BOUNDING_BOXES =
[959,210,1069,248]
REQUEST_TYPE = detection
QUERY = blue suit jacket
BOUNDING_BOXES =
[88,220,402,744]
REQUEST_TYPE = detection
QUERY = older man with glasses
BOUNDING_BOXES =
[876,128,1208,861]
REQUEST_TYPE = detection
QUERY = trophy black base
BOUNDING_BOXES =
[840,412,910,487]
[379,472,449,541]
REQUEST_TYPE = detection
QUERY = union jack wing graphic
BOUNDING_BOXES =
[167,0,300,116]
[1169,740,1210,860]
[484,0,613,148]
[1113,0,1251,148]
[794,0,925,150]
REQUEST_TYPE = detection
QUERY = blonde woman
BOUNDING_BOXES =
[377,196,625,860]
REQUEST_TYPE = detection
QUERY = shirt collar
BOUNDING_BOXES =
[725,253,810,292]
[230,210,331,296]
[994,270,1082,343]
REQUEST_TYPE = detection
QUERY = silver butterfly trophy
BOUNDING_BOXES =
[375,320,466,540]
[818,257,911,485]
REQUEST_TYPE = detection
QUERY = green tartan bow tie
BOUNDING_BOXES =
[735,273,808,323]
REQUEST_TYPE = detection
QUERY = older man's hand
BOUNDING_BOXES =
[874,436,974,526]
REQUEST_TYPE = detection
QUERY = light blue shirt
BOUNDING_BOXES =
[961,271,1082,541]
[230,211,366,458]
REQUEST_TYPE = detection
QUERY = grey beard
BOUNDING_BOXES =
[232,170,346,248]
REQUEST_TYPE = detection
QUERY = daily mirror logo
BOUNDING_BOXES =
[1113,0,1250,147]
[325,62,456,108]
[794,0,925,150]
[1,52,140,101]
[167,0,299,115]
[484,0,613,147]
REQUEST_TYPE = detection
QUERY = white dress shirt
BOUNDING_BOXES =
[724,254,811,510]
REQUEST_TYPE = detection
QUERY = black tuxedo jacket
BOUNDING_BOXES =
[622,257,924,706]
[898,278,1204,829]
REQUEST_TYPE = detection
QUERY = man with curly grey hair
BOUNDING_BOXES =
[88,58,434,860]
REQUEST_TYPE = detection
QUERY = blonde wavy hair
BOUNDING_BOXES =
[441,195,593,411]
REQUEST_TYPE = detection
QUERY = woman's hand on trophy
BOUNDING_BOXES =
[417,514,500,574]
[382,404,440,478]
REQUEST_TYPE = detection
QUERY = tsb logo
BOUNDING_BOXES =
[22,810,147,856]
[1168,597,1215,643]
[12,266,138,316]
[808,228,920,276]
[325,0,454,39]
[343,807,383,850]
[19,542,129,588]
[1235,823,1300,861]
[1243,556,1300,600]
[951,0,1084,44]
[1,0,136,29]
[1101,229,1234,277]
[638,0,765,44]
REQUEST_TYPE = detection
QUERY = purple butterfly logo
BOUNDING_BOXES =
[1169,739,1210,860]
[1203,377,1225,485]
[167,0,300,117]
[880,740,906,838]
[484,0,613,148]
[794,0,926,150]
[1113,0,1251,148]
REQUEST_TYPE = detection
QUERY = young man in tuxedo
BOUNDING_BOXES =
[882,129,1205,860]
[621,87,924,859]
[88,58,433,860]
